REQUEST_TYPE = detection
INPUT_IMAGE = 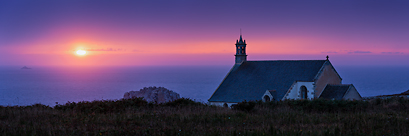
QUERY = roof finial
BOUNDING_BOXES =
[326,55,329,60]
[239,29,243,41]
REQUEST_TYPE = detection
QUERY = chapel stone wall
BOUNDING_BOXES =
[315,65,342,97]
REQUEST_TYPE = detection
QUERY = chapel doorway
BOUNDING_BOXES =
[264,95,270,102]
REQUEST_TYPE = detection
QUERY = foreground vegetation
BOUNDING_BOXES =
[1,97,409,136]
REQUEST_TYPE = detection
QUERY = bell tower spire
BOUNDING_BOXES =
[235,34,247,64]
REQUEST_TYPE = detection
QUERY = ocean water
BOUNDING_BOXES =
[336,66,409,97]
[0,65,408,106]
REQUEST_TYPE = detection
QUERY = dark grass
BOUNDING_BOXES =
[1,97,409,136]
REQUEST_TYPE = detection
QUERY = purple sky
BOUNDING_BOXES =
[1,0,409,66]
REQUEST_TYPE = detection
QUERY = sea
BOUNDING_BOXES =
[1,65,409,106]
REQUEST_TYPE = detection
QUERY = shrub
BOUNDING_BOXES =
[54,97,148,113]
[163,98,203,107]
[231,100,256,112]
[26,103,51,109]
[262,99,370,113]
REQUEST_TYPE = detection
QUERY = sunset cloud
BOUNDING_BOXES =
[86,48,124,52]
[348,51,372,54]
[381,52,404,54]
[321,51,338,54]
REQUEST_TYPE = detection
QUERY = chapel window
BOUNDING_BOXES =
[301,86,308,99]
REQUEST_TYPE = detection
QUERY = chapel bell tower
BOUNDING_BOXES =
[235,35,247,64]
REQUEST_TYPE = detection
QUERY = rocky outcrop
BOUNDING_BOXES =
[123,86,180,103]
[400,90,409,95]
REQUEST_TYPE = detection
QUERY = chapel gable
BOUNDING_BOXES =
[314,61,342,97]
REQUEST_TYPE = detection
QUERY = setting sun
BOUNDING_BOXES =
[76,50,86,55]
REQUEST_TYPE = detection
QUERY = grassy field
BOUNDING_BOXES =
[1,97,409,136]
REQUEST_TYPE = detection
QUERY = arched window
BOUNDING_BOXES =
[300,86,308,99]
[264,95,270,102]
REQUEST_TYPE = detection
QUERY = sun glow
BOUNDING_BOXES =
[76,50,86,55]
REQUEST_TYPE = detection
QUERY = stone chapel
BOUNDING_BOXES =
[208,35,362,107]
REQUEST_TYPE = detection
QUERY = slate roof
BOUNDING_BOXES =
[208,60,328,102]
[319,84,352,100]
